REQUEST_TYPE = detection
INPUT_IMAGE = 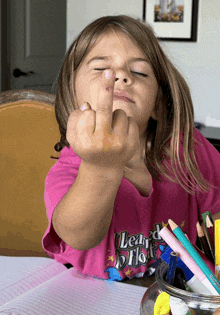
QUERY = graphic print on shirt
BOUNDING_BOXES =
[105,222,168,280]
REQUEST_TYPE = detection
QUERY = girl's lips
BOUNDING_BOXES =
[113,96,134,103]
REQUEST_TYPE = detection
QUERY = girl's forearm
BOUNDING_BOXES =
[52,161,124,250]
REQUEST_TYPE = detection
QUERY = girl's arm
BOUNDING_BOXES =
[52,70,140,250]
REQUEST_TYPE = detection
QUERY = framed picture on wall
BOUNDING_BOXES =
[143,0,199,41]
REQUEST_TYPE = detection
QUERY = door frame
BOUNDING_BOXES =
[1,0,11,91]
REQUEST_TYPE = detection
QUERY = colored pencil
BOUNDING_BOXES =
[206,214,215,251]
[168,219,220,295]
[159,226,218,295]
[196,221,214,264]
[215,219,220,281]
[202,211,215,260]
[166,251,178,285]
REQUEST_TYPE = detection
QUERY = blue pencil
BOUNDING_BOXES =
[168,219,220,295]
[166,251,178,285]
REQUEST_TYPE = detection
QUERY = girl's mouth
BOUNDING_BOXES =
[113,95,134,103]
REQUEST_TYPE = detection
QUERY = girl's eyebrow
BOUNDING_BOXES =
[86,56,149,65]
[86,56,109,65]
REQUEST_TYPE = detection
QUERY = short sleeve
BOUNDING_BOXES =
[42,147,81,257]
[193,128,220,217]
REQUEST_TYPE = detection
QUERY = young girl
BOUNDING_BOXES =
[42,15,220,281]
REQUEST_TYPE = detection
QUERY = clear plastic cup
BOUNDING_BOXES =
[140,261,220,315]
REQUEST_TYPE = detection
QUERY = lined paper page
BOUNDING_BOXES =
[0,268,147,315]
[0,257,67,306]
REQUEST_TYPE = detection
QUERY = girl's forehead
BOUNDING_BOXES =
[86,29,147,59]
[93,29,137,47]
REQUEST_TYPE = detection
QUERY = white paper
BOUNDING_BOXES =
[0,256,67,306]
[0,267,147,315]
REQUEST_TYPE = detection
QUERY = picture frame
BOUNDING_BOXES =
[143,0,199,41]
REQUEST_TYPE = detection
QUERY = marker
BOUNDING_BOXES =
[215,220,220,281]
[196,221,214,264]
[161,246,186,290]
[169,295,190,315]
[159,226,218,295]
[154,292,170,315]
[143,259,161,278]
[161,245,212,294]
[166,251,178,285]
[168,219,220,295]
[173,267,187,290]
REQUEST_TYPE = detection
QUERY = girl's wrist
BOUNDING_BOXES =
[79,160,124,181]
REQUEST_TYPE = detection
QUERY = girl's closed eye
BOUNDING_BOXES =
[131,71,148,77]
[94,68,148,78]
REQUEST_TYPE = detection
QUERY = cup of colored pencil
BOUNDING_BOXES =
[140,218,220,315]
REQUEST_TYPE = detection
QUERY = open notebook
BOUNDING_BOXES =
[0,256,147,315]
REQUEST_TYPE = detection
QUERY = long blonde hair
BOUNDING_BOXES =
[54,15,212,195]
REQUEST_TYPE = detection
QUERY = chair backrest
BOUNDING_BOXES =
[0,90,61,256]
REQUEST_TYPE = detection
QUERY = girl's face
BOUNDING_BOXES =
[74,30,158,138]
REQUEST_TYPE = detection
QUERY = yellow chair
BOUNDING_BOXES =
[0,90,60,257]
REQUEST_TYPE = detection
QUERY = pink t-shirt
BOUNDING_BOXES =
[42,128,220,280]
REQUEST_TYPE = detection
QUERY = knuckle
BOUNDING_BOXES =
[67,110,81,127]
[81,109,96,123]
[96,106,111,116]
[78,136,93,151]
[95,136,112,152]
[92,133,124,153]
[113,135,126,149]
[69,109,80,119]
[77,110,95,128]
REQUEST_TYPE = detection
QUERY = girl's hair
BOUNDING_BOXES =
[55,14,212,195]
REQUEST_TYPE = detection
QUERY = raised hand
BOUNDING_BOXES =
[66,69,140,170]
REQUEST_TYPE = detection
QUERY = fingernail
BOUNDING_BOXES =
[80,102,90,111]
[104,69,115,80]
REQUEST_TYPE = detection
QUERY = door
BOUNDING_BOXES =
[10,0,66,93]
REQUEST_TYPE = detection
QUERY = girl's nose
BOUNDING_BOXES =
[114,70,132,85]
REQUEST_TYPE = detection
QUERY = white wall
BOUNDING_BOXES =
[67,0,220,127]
[67,0,143,47]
